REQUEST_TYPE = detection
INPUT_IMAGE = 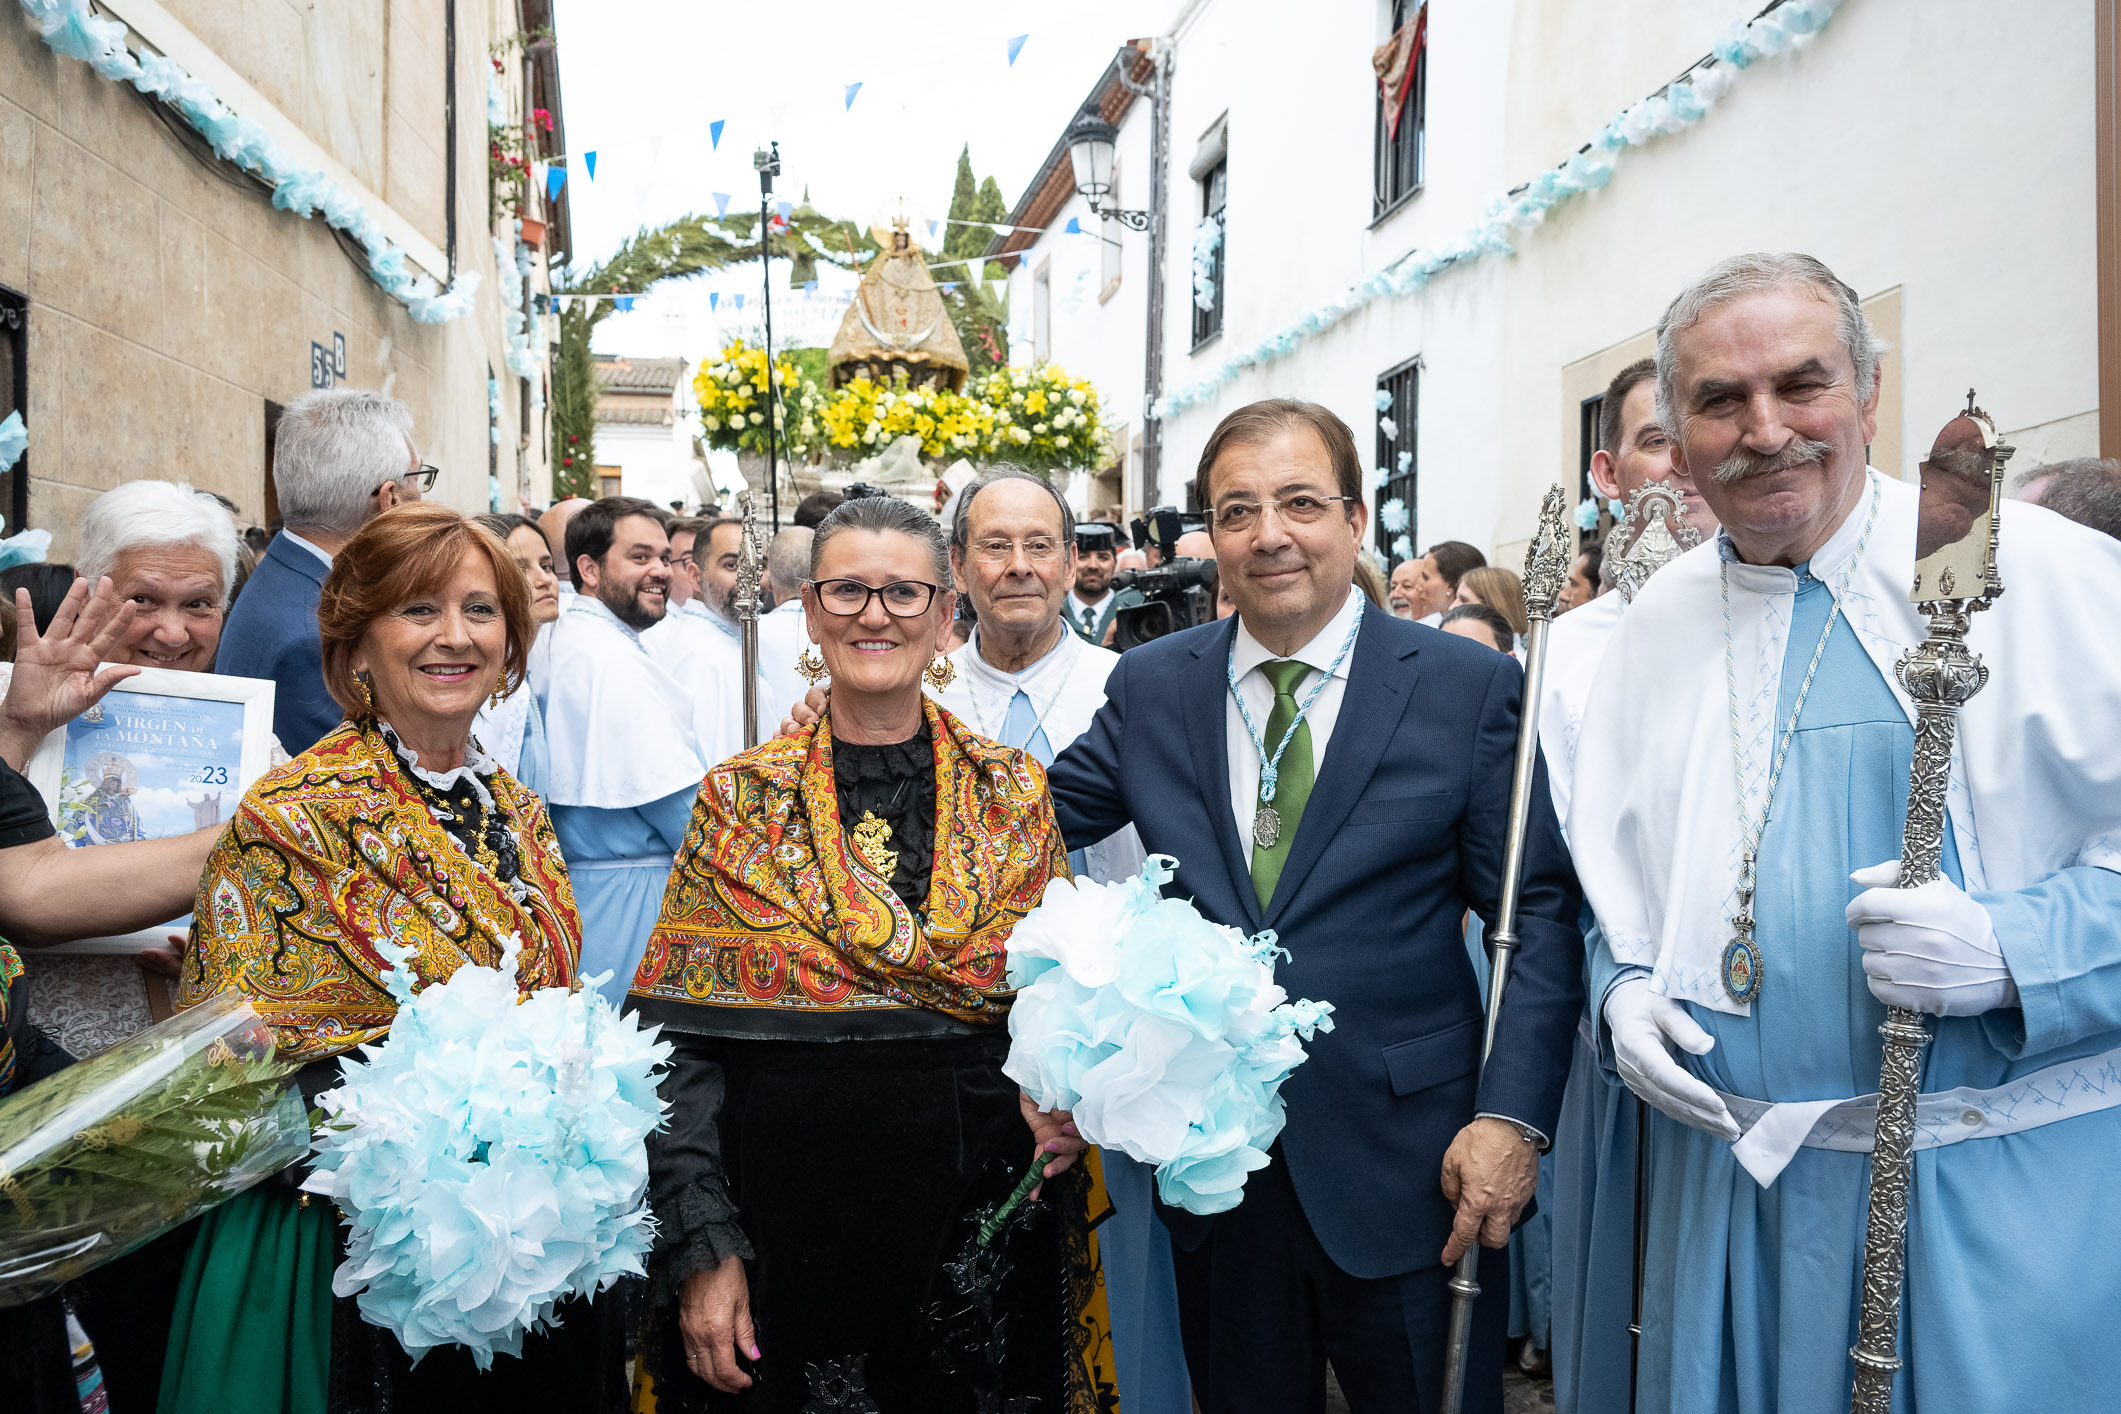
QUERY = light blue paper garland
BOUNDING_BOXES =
[0,411,24,475]
[20,0,479,324]
[492,221,545,396]
[1150,0,1845,421]
[1191,213,1222,313]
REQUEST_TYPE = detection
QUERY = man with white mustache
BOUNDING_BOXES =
[1569,253,2121,1413]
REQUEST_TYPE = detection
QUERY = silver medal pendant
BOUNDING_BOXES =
[1721,922,1763,1005]
[1252,804,1282,850]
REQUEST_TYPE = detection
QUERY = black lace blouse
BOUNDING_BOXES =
[831,720,937,912]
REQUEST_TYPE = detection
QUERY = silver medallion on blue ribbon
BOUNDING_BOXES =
[1721,930,1763,1005]
[1251,804,1281,850]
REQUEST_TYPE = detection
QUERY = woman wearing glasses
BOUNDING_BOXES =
[628,494,1114,1413]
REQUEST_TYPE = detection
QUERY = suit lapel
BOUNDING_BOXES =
[1181,619,1261,931]
[1264,614,1420,926]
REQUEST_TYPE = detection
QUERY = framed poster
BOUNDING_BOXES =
[25,667,277,955]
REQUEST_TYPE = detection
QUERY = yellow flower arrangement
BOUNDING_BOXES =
[965,363,1110,476]
[818,376,998,462]
[771,358,1112,476]
[692,341,824,459]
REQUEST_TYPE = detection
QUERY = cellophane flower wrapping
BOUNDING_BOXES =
[303,938,671,1368]
[0,989,306,1308]
[1003,856,1334,1215]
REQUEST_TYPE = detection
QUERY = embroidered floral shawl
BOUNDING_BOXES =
[177,718,582,1062]
[630,700,1066,1031]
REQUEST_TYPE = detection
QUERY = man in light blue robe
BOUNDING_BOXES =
[538,498,707,1004]
[1569,254,2121,1413]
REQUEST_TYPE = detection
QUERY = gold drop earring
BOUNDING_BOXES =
[923,655,956,690]
[355,671,375,712]
[796,648,828,686]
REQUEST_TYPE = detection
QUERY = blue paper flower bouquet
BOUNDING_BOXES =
[1003,856,1334,1216]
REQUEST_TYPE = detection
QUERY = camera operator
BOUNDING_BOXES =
[1109,514,1221,650]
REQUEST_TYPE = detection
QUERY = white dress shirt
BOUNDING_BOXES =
[1223,588,1364,847]
[282,528,335,569]
[1067,589,1112,636]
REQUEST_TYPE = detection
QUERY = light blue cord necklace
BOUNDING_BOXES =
[1227,600,1365,849]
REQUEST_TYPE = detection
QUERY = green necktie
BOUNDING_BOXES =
[1250,658,1316,908]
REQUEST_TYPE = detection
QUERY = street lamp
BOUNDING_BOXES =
[1066,109,1149,232]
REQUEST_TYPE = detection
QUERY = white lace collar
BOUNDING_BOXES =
[378,720,498,811]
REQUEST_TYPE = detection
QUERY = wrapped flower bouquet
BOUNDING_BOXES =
[0,989,306,1307]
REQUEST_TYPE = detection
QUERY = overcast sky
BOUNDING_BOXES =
[553,0,1175,277]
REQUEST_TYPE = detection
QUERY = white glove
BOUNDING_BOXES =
[1603,976,1739,1141]
[1846,861,2015,1016]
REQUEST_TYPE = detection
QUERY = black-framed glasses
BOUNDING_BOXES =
[1210,494,1357,535]
[807,578,941,618]
[378,465,440,496]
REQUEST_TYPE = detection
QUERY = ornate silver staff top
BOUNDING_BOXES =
[1606,479,1704,602]
[1849,392,2011,1414]
[732,490,767,749]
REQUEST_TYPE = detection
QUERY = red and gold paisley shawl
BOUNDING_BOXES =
[630,700,1066,1026]
[176,718,582,1062]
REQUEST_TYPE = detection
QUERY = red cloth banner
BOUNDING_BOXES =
[1373,6,1428,141]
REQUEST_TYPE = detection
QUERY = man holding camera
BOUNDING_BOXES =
[1047,399,1583,1413]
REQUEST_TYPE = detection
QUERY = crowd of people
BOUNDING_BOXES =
[1,249,2119,1414]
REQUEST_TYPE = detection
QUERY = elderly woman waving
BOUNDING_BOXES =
[629,494,1108,1414]
[165,504,619,1412]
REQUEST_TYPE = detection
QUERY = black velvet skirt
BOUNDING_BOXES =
[640,1032,1097,1414]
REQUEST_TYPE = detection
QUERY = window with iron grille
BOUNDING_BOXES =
[1191,160,1226,349]
[0,285,25,535]
[1375,358,1417,565]
[1373,0,1427,222]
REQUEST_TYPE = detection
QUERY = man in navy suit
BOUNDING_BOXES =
[1046,400,1583,1413]
[217,389,429,754]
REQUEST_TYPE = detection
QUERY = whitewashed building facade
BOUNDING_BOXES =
[993,0,2101,568]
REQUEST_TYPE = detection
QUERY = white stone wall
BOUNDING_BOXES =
[1012,0,2096,564]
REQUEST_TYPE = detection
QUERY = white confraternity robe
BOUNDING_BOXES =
[537,596,708,1001]
[1572,470,2121,1014]
[645,600,781,773]
[926,626,1146,884]
[1535,587,1625,826]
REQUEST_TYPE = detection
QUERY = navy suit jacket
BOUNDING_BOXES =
[217,532,339,755]
[1046,608,1583,1280]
